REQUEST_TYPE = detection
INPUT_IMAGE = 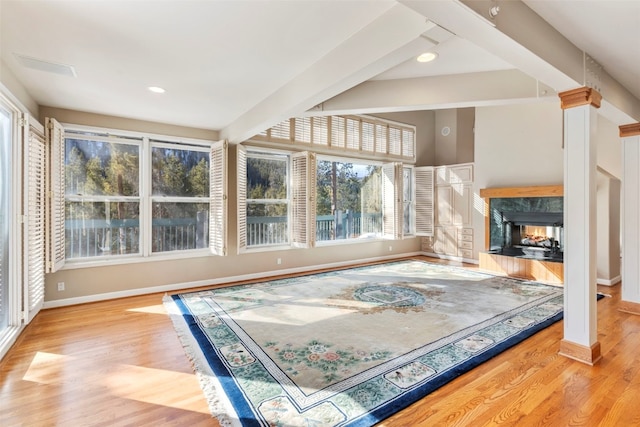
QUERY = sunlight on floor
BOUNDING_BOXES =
[126,304,168,315]
[22,351,209,414]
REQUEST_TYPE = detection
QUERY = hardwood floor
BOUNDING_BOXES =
[1,256,639,426]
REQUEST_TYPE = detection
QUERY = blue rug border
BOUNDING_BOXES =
[169,260,602,426]
[171,296,264,426]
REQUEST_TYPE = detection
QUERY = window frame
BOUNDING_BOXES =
[239,146,292,251]
[149,140,213,255]
[60,123,221,268]
[315,154,386,246]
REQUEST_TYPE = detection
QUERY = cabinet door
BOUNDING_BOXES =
[444,226,458,256]
[449,164,473,184]
[436,186,453,226]
[452,184,472,226]
[434,226,445,254]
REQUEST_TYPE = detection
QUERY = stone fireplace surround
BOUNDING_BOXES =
[479,185,564,284]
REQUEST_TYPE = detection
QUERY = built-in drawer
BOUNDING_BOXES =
[460,227,473,235]
[459,241,473,250]
[459,233,473,242]
[459,249,473,259]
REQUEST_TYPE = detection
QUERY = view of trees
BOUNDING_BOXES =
[316,160,382,240]
[64,139,211,257]
[246,156,288,217]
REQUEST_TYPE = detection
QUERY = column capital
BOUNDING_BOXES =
[558,87,602,110]
[620,123,640,137]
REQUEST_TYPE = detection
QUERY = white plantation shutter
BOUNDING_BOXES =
[312,117,328,146]
[236,145,247,253]
[331,116,346,149]
[45,117,65,272]
[388,127,402,156]
[375,123,387,154]
[362,121,374,153]
[402,128,415,158]
[415,166,435,236]
[382,163,402,240]
[346,117,360,151]
[291,151,316,248]
[24,120,46,323]
[271,119,291,141]
[209,140,228,256]
[294,117,311,143]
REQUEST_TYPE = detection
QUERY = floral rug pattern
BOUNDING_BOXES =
[166,260,565,426]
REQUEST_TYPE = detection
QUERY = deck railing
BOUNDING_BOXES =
[65,212,383,258]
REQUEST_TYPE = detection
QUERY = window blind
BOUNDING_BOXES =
[45,117,65,272]
[291,151,316,248]
[209,140,228,256]
[236,145,247,253]
[24,120,46,322]
[415,166,435,236]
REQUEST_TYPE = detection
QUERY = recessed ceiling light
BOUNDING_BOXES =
[417,52,438,63]
[148,86,166,93]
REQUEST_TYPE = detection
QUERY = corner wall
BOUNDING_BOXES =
[0,59,39,117]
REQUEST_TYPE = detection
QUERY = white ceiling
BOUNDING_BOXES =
[524,0,640,102]
[1,0,639,140]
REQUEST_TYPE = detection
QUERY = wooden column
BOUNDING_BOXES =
[558,87,601,365]
[619,123,640,315]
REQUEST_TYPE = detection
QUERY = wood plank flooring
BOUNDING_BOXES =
[1,256,639,426]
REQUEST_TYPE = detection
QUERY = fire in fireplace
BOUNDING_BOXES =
[500,211,563,260]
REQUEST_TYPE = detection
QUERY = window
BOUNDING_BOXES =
[243,149,289,248]
[0,101,13,334]
[151,143,211,253]
[65,136,141,258]
[60,126,226,263]
[237,145,421,252]
[316,158,383,241]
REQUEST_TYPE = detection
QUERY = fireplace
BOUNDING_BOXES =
[498,211,563,261]
[479,185,564,284]
[483,190,564,262]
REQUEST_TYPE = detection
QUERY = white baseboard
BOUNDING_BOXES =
[42,252,424,309]
[597,275,621,286]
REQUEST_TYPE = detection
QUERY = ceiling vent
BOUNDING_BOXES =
[14,54,77,77]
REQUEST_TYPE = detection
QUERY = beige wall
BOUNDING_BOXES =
[43,109,422,304]
[596,171,621,284]
[1,59,39,117]
[596,115,622,179]
[434,108,475,166]
[40,107,220,141]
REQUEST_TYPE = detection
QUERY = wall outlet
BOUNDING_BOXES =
[277,258,282,265]
[57,282,65,291]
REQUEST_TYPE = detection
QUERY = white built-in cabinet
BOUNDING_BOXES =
[422,163,474,260]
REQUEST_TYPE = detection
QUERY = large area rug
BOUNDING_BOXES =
[164,259,566,426]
